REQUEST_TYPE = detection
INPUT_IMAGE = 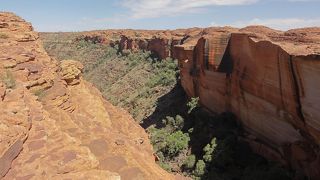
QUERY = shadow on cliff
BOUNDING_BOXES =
[142,87,295,179]
[140,83,188,129]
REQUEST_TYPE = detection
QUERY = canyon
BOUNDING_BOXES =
[0,13,177,179]
[68,26,320,179]
[1,11,320,179]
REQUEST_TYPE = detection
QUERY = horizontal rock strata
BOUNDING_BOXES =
[0,12,176,180]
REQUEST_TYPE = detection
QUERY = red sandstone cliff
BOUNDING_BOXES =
[38,19,320,178]
[74,26,320,179]
[175,26,320,179]
[0,13,177,180]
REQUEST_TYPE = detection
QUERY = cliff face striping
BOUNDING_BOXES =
[176,29,320,179]
[0,12,176,180]
[40,24,320,178]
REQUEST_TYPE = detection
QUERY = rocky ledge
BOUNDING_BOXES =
[68,25,320,179]
[0,12,178,180]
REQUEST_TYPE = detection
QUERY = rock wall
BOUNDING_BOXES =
[39,24,320,178]
[74,29,189,60]
[0,12,176,180]
[118,35,181,59]
[176,29,320,179]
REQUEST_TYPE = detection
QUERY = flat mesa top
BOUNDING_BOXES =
[2,12,320,56]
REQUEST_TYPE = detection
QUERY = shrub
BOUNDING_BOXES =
[203,138,217,163]
[183,155,196,169]
[150,128,169,152]
[187,97,199,113]
[162,115,184,132]
[194,160,206,177]
[164,131,190,157]
[147,58,178,87]
[1,71,16,89]
[158,160,172,172]
[32,89,47,99]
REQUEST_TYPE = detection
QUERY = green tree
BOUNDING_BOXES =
[164,131,190,157]
[194,160,206,177]
[162,115,184,132]
[183,155,196,169]
[203,138,217,163]
[187,97,199,113]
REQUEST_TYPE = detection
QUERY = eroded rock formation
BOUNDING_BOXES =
[0,12,176,180]
[176,27,320,179]
[41,25,320,178]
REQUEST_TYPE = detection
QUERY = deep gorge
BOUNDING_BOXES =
[40,27,320,179]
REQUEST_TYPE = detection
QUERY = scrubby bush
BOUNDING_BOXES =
[158,161,172,172]
[203,138,217,163]
[183,155,196,170]
[150,127,190,159]
[162,115,184,132]
[187,97,199,113]
[150,128,169,152]
[194,160,206,177]
[147,58,178,87]
[32,89,47,99]
[164,131,190,157]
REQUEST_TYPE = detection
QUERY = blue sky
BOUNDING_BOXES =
[1,0,319,32]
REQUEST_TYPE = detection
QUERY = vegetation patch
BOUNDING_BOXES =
[187,97,199,114]
[32,88,47,100]
[148,103,293,180]
[41,33,180,123]
[41,33,294,180]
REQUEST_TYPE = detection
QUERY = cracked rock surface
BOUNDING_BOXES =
[0,12,177,180]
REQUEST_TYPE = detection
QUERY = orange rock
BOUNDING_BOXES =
[60,60,84,85]
[66,26,320,178]
[175,26,320,179]
[0,12,175,180]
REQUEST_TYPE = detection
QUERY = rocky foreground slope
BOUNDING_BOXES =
[0,12,178,180]
[65,26,320,178]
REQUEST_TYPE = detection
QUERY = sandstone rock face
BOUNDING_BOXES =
[175,27,320,179]
[75,29,188,60]
[60,60,84,85]
[42,26,320,178]
[119,35,181,59]
[0,12,175,180]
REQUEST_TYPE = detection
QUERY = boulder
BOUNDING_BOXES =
[60,60,84,85]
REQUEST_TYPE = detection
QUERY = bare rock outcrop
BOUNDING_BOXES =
[75,29,187,60]
[60,60,84,85]
[41,26,320,178]
[175,26,320,179]
[0,12,175,180]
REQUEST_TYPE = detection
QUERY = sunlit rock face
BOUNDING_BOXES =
[62,26,320,178]
[175,26,320,179]
[0,12,176,180]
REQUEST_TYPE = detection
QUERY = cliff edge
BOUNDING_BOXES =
[0,12,175,180]
[67,25,320,178]
[175,26,320,179]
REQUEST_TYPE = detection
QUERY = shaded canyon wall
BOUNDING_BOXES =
[176,32,320,178]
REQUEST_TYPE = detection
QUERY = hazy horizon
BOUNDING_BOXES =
[1,0,319,32]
